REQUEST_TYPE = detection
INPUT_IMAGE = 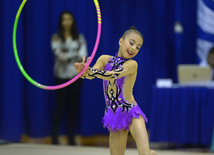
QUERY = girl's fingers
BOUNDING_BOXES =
[74,63,79,67]
[78,64,85,70]
[80,63,85,67]
[82,56,86,63]
[86,57,90,63]
[75,58,89,74]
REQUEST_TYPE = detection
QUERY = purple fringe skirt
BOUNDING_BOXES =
[102,104,148,132]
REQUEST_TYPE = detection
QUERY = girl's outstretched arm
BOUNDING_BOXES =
[74,55,110,80]
[81,55,137,81]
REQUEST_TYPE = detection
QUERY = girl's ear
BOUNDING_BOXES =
[119,38,123,46]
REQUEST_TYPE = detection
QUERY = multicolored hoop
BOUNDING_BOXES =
[13,0,101,90]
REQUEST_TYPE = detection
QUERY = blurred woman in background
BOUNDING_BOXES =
[51,10,87,145]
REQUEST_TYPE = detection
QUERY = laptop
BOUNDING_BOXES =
[177,64,212,86]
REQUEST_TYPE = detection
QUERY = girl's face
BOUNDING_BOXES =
[61,13,74,31]
[118,33,143,59]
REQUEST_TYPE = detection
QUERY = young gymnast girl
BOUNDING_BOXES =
[75,26,157,155]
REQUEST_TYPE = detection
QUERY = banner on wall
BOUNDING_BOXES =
[197,0,214,65]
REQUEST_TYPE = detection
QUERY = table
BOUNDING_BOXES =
[149,85,214,145]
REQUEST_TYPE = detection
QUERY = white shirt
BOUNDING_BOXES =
[51,34,88,79]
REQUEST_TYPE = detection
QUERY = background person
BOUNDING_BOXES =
[51,10,87,145]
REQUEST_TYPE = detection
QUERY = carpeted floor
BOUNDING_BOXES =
[0,144,213,155]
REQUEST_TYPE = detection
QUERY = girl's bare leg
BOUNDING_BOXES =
[129,116,157,155]
[109,129,129,155]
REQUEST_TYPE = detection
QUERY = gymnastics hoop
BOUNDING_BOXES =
[13,0,101,90]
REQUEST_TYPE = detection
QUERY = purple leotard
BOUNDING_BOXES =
[101,54,148,132]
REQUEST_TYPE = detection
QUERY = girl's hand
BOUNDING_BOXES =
[75,56,90,73]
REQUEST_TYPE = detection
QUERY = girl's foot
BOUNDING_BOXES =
[150,150,157,155]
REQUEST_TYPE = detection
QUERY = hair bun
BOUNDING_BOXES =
[129,26,137,30]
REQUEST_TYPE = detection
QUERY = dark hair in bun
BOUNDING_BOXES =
[129,26,137,30]
[122,26,143,40]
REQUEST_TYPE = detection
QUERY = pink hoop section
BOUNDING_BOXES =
[41,5,101,90]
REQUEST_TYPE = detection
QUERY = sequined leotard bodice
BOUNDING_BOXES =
[103,55,136,114]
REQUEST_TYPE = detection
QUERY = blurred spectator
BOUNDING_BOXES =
[51,10,87,145]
